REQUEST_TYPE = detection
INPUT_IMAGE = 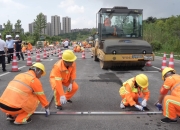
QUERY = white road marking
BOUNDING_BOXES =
[152,66,161,70]
[0,72,11,77]
[19,66,26,69]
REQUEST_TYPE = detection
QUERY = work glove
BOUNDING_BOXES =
[67,84,72,92]
[45,108,50,117]
[60,95,67,105]
[141,99,147,107]
[120,102,125,109]
[155,102,162,111]
[135,104,144,111]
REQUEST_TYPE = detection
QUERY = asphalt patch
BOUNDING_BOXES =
[89,73,123,85]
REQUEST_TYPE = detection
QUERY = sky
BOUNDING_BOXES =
[0,0,180,32]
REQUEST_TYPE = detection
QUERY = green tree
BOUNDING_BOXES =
[34,13,47,39]
[14,19,22,34]
[3,20,13,38]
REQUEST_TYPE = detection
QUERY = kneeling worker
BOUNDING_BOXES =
[0,63,50,125]
[155,67,180,123]
[119,74,150,111]
[50,50,78,110]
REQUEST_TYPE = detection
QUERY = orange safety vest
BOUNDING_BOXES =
[0,72,39,113]
[119,78,148,96]
[104,18,111,26]
[168,74,180,97]
[50,60,76,90]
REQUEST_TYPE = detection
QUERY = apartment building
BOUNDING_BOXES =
[51,15,61,36]
[62,16,71,34]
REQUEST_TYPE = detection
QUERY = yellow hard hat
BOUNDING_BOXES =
[32,62,46,76]
[135,74,149,88]
[62,50,77,62]
[162,67,175,80]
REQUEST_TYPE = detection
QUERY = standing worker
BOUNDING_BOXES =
[49,50,79,110]
[0,63,50,125]
[155,67,180,123]
[6,35,18,64]
[14,35,24,61]
[119,74,150,111]
[0,33,7,72]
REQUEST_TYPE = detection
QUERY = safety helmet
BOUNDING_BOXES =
[32,62,46,76]
[162,67,175,80]
[135,74,149,88]
[62,50,77,62]
[15,35,19,38]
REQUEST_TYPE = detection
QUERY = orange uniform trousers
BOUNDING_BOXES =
[163,95,180,119]
[54,81,78,106]
[121,93,143,106]
[0,105,37,123]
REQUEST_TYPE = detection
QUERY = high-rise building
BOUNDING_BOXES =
[29,22,35,34]
[51,15,61,36]
[47,22,51,36]
[62,16,71,33]
[0,25,2,30]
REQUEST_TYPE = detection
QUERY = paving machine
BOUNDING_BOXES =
[91,6,155,69]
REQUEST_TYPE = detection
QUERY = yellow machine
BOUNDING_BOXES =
[91,6,155,69]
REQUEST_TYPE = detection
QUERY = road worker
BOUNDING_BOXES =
[155,67,180,123]
[49,50,78,110]
[119,74,150,111]
[0,63,50,125]
[104,16,111,27]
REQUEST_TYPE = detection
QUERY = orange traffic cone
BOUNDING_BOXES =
[82,51,85,59]
[26,50,32,66]
[145,61,152,66]
[36,49,41,62]
[43,48,47,59]
[168,52,174,69]
[161,53,167,71]
[10,51,20,72]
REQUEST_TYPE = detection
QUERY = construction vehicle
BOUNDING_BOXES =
[36,36,45,49]
[91,6,155,69]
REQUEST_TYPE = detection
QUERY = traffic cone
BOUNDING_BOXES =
[51,50,53,56]
[10,51,20,72]
[36,49,41,62]
[58,49,62,59]
[26,50,32,66]
[168,52,174,69]
[145,61,152,66]
[91,53,93,58]
[47,50,49,57]
[161,53,167,71]
[43,48,47,59]
[82,51,85,59]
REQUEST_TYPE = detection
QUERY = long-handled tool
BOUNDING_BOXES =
[34,111,162,115]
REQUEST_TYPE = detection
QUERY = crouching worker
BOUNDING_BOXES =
[50,50,79,110]
[119,74,150,111]
[155,67,180,123]
[0,63,50,125]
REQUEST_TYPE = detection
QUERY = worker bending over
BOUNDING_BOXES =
[155,67,180,123]
[119,74,150,111]
[0,63,50,125]
[50,50,78,110]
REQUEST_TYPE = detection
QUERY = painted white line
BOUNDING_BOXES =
[0,72,11,77]
[18,66,26,69]
[152,66,161,70]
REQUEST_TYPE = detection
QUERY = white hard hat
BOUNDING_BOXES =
[15,34,19,38]
[9,35,12,37]
[6,35,9,38]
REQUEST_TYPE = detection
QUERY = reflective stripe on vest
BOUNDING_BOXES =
[12,79,33,92]
[171,82,180,92]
